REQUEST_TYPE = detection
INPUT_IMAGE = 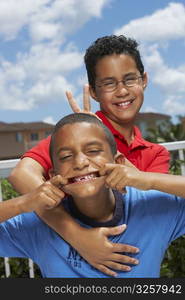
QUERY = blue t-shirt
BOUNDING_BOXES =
[0,188,185,278]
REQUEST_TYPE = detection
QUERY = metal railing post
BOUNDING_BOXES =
[179,149,185,176]
[0,180,11,277]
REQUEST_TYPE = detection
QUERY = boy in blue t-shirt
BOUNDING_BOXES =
[0,113,185,277]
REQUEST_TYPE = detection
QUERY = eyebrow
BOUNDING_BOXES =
[98,72,138,82]
[57,140,103,154]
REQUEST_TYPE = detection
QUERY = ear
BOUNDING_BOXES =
[114,151,125,165]
[48,168,55,179]
[142,72,148,89]
[89,85,99,103]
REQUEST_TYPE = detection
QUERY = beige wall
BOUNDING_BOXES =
[0,128,52,159]
[0,132,25,159]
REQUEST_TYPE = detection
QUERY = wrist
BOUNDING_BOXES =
[16,194,31,213]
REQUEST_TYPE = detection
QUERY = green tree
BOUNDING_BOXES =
[0,179,42,278]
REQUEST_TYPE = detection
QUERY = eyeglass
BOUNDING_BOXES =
[96,75,143,92]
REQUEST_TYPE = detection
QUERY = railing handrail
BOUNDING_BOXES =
[160,140,185,151]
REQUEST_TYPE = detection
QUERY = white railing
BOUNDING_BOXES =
[0,140,185,278]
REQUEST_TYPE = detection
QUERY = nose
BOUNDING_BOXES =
[73,152,89,170]
[116,80,129,96]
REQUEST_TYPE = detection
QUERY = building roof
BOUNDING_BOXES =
[0,121,54,132]
[136,112,171,121]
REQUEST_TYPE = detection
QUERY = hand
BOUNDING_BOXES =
[66,84,101,120]
[20,175,67,213]
[99,163,150,192]
[73,224,139,277]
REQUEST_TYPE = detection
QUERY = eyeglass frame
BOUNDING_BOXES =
[95,75,143,92]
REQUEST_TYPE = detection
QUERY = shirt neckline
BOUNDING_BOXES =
[95,111,152,149]
[67,190,124,227]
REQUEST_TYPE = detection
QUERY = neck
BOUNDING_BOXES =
[106,116,135,145]
[72,188,115,222]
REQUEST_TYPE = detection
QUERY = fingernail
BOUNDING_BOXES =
[133,259,139,265]
[119,224,127,229]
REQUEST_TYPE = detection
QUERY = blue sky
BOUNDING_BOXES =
[0,0,185,125]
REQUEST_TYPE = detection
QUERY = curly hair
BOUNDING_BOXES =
[84,35,144,90]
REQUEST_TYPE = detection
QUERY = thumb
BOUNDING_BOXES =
[104,224,127,237]
[50,175,68,187]
[115,152,125,165]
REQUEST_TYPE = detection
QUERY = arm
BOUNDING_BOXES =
[0,176,66,223]
[8,157,46,194]
[100,163,185,198]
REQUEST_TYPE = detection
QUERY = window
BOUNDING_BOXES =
[30,133,39,141]
[15,132,23,142]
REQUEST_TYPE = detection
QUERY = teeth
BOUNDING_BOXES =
[72,173,97,183]
[117,101,131,106]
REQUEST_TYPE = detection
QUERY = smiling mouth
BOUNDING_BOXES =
[68,171,100,184]
[113,99,134,107]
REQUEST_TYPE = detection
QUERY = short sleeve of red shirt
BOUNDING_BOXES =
[21,136,52,176]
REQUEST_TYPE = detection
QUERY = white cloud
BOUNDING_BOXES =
[0,0,48,40]
[143,46,185,95]
[115,2,185,43]
[163,97,185,115]
[0,0,109,42]
[0,43,81,110]
[43,116,56,124]
[0,0,109,111]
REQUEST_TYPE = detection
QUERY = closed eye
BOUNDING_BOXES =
[87,149,102,154]
[102,81,115,86]
[59,155,72,161]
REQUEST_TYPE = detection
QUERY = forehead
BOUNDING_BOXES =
[95,54,137,77]
[54,122,109,148]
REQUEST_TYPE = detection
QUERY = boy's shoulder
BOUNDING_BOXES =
[134,126,169,153]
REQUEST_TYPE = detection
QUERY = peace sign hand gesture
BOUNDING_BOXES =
[66,84,101,120]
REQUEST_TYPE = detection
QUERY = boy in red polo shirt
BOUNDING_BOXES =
[9,35,170,277]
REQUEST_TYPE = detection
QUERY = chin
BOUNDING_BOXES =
[63,180,104,199]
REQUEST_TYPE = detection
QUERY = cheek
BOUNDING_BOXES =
[89,155,114,167]
[134,86,144,100]
[54,164,69,177]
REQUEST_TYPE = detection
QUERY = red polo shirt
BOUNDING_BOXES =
[22,111,170,177]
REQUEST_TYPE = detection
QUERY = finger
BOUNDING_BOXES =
[115,152,125,165]
[94,264,117,277]
[99,163,116,176]
[83,84,91,111]
[39,193,60,209]
[109,253,139,265]
[115,178,127,193]
[66,91,81,113]
[50,175,68,187]
[102,261,131,272]
[44,186,65,201]
[104,224,127,236]
[105,168,122,188]
[106,171,124,190]
[112,242,140,254]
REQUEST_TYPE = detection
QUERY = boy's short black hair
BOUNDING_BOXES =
[49,113,117,162]
[84,35,144,90]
